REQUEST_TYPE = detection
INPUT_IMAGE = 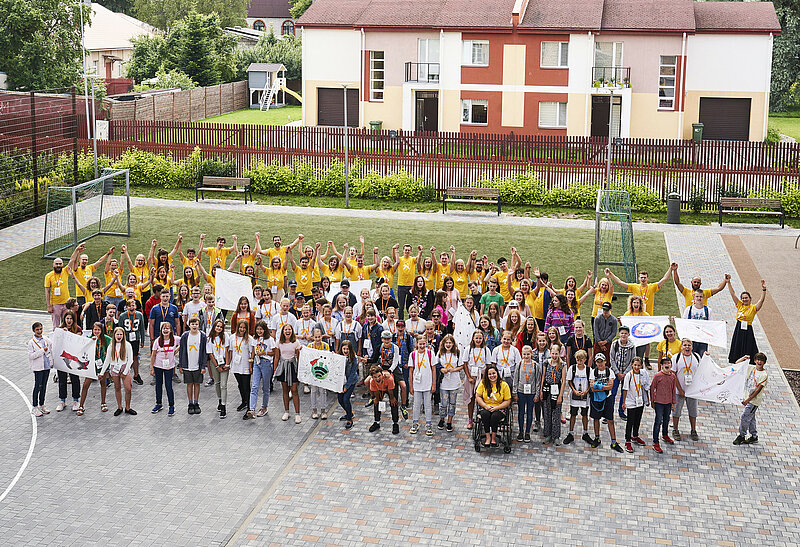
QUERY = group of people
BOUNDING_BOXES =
[33,232,771,452]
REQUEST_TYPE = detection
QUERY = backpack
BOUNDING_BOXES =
[591,367,610,403]
[569,364,589,401]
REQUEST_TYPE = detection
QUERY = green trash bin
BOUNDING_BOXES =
[369,120,383,131]
[692,123,704,143]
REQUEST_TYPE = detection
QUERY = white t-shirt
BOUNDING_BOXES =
[683,304,710,320]
[623,369,650,408]
[566,364,590,408]
[207,333,229,365]
[152,338,177,370]
[671,352,700,392]
[269,312,297,338]
[335,320,362,343]
[409,349,436,392]
[316,317,339,342]
[461,346,491,383]
[589,366,613,390]
[380,320,398,337]
[227,335,253,374]
[405,318,426,335]
[182,301,204,322]
[185,332,201,371]
[295,318,316,346]
[492,345,521,383]
[252,336,277,364]
[255,300,280,323]
[438,352,462,390]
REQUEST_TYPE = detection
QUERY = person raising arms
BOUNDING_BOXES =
[584,276,614,318]
[605,265,675,317]
[672,264,726,307]
[287,237,317,297]
[68,243,114,306]
[317,241,353,283]
[254,232,301,264]
[199,234,237,270]
[432,246,455,291]
[396,244,422,319]
[418,247,438,291]
[726,275,767,364]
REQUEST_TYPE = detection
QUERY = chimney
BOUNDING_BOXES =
[511,0,531,28]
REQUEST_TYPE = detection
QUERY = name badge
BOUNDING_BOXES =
[551,384,560,397]
[95,359,103,371]
[499,364,511,377]
[161,359,170,368]
[378,401,387,412]
[53,287,61,296]
[115,288,122,296]
[470,366,479,378]
[557,326,567,336]
[739,320,748,330]
[634,395,643,407]
[233,355,242,367]
[523,383,532,395]
[128,332,137,342]
[684,373,693,385]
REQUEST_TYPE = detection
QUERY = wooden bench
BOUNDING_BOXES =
[719,197,784,228]
[442,187,501,215]
[196,176,253,203]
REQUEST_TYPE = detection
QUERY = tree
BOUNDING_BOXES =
[133,68,197,90]
[195,0,249,27]
[290,0,313,19]
[96,0,134,15]
[179,12,219,86]
[771,4,800,111]
[134,0,248,31]
[0,0,89,90]
[125,34,166,82]
[236,32,303,80]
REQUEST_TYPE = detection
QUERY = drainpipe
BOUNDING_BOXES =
[440,28,444,131]
[763,33,773,140]
[678,32,686,139]
[585,32,593,136]
[300,27,306,124]
[360,28,365,128]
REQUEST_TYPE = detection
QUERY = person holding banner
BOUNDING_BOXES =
[726,275,767,365]
[56,311,83,412]
[77,322,111,415]
[671,339,701,441]
[656,325,682,363]
[734,352,768,446]
[28,322,52,417]
[106,327,136,416]
[681,289,712,355]
[307,327,331,420]
[274,324,303,423]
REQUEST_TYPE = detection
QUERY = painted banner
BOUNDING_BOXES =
[684,354,748,405]
[50,328,99,379]
[214,269,254,311]
[619,316,671,347]
[452,304,478,351]
[297,345,346,392]
[674,318,728,348]
[326,280,372,305]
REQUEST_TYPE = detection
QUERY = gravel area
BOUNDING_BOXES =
[784,370,800,409]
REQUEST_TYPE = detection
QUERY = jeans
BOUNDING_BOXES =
[397,285,411,319]
[209,365,229,405]
[625,405,644,442]
[310,386,327,410]
[338,383,355,420]
[250,359,273,410]
[412,390,432,424]
[234,373,251,406]
[739,403,758,437]
[439,388,458,419]
[154,367,175,406]
[33,369,50,406]
[653,402,672,443]
[612,376,623,413]
[517,392,535,434]
[58,370,80,401]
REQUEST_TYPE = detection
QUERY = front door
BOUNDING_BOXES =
[415,91,438,131]
[590,95,622,138]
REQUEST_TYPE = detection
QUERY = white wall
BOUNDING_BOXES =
[439,31,462,91]
[567,32,593,94]
[303,28,362,82]
[685,34,772,93]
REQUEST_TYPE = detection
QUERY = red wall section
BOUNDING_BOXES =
[458,90,569,135]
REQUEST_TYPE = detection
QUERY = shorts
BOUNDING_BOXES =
[570,406,589,417]
[183,369,204,384]
[673,395,698,418]
[131,343,140,358]
[463,379,475,404]
[590,397,614,421]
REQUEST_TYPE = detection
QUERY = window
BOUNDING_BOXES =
[658,55,677,110]
[462,40,489,66]
[253,20,265,31]
[281,20,295,36]
[541,42,569,68]
[370,51,385,101]
[461,99,488,125]
[539,101,568,128]
[594,42,623,67]
[418,39,440,82]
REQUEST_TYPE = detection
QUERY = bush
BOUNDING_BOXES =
[543,182,599,209]
[245,160,294,194]
[611,179,665,212]
[481,171,546,205]
[185,148,236,188]
[753,180,800,218]
[688,184,705,214]
[111,148,190,188]
[764,125,782,144]
[53,151,113,185]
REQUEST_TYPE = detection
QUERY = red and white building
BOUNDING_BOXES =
[298,0,780,140]
[247,0,296,36]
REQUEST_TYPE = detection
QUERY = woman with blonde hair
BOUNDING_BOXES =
[586,277,614,318]
[105,326,135,416]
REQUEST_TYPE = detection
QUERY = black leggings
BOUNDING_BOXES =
[625,405,645,442]
[58,370,80,401]
[373,386,399,423]
[234,373,250,406]
[479,408,505,433]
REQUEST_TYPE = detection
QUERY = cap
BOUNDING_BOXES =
[601,302,612,310]
[340,279,350,287]
[618,325,630,333]
[381,330,393,339]
[295,292,305,299]
[396,319,405,327]
[376,277,386,285]
[288,280,297,287]
[595,353,606,361]
[507,300,519,308]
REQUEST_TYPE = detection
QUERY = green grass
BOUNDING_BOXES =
[769,111,800,141]
[197,106,302,126]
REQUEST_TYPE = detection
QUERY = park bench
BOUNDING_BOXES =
[442,186,501,216]
[196,176,253,203]
[718,197,784,228]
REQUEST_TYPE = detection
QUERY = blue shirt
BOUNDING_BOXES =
[149,302,180,333]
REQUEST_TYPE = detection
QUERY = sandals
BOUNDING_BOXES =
[101,403,108,412]
[76,407,85,416]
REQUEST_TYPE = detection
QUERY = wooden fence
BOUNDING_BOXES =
[106,82,249,122]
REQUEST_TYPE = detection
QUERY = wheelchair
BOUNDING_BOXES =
[472,402,513,454]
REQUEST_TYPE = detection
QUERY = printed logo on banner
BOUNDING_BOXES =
[631,322,662,339]
[310,357,329,380]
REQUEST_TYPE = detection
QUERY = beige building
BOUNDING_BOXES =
[83,2,155,79]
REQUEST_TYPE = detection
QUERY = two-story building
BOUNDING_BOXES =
[298,0,780,140]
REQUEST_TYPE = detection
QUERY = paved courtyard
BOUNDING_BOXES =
[2,202,800,545]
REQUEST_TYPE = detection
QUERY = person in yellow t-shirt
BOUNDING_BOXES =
[395,244,421,319]
[432,246,455,291]
[418,248,438,291]
[287,243,317,296]
[585,277,614,318]
[605,265,675,316]
[68,243,113,305]
[103,254,127,306]
[122,244,154,305]
[491,256,512,303]
[318,241,353,283]
[726,275,767,364]
[467,251,489,292]
[45,257,71,327]
[656,325,682,362]
[373,244,398,287]
[199,233,237,270]
[556,270,592,302]
[451,260,470,301]
[255,232,301,265]
[349,253,374,282]
[256,255,288,298]
[171,233,201,278]
[344,235,365,270]
[475,365,512,447]
[673,264,726,307]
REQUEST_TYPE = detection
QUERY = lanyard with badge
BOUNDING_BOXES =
[233,336,243,368]
[53,274,63,296]
[470,348,484,379]
[413,350,428,383]
[161,343,173,368]
[127,311,137,342]
[738,306,751,330]
[498,347,512,378]
[633,372,644,406]
[521,360,534,395]
[681,354,694,385]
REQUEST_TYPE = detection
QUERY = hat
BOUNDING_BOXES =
[288,280,297,287]
[381,330,393,339]
[340,279,350,287]
[507,300,519,308]
[396,319,405,326]
[618,325,630,333]
[601,302,612,310]
[595,353,606,362]
[376,277,386,285]
[295,292,305,300]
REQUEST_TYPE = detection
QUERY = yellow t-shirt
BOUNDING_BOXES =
[627,283,660,316]
[494,271,511,303]
[321,263,345,283]
[74,264,95,298]
[397,257,417,286]
[476,381,511,406]
[558,288,583,318]
[311,264,321,283]
[657,338,682,360]
[591,290,613,318]
[264,268,286,293]
[735,301,758,325]
[266,246,287,262]
[205,247,231,269]
[44,270,70,305]
[124,283,142,300]
[130,262,150,287]
[293,266,314,295]
[350,265,371,282]
[435,263,452,290]
[469,270,486,292]
[240,254,256,271]
[309,341,330,351]
[623,311,650,317]
[420,268,436,291]
[376,265,395,287]
[179,256,200,278]
[452,270,469,297]
[524,292,537,315]
[104,270,126,298]
[681,287,714,307]
[531,290,546,320]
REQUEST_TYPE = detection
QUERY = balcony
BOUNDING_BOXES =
[591,66,632,88]
[405,62,440,83]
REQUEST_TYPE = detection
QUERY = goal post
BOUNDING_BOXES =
[42,168,130,259]
[594,189,638,284]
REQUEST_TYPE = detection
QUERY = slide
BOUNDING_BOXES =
[280,85,303,103]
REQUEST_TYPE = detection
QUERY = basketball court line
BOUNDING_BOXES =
[0,373,37,504]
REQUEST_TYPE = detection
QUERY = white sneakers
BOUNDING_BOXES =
[282,412,290,421]
[320,411,328,420]
[71,401,80,411]
[32,407,43,417]
[295,414,302,424]
[303,385,311,394]
[56,401,67,412]
[256,407,268,417]
[40,406,50,414]
[311,410,319,419]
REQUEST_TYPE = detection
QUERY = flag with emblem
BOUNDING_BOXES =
[298,345,346,392]
[214,269,254,311]
[50,328,99,379]
[619,316,671,347]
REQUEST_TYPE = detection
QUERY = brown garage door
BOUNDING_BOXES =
[317,88,359,127]
[698,98,751,141]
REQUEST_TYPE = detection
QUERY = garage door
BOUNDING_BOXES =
[317,88,358,127]
[698,98,751,141]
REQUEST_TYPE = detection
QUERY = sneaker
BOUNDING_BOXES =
[733,435,746,445]
[625,442,634,453]
[133,375,144,386]
[220,406,226,419]
[610,441,624,453]
[554,438,561,446]
[591,437,601,448]
[188,403,195,415]
[533,420,540,432]
[295,414,302,424]
[243,410,255,420]
[653,442,663,453]
[217,402,224,412]
[282,412,290,421]
[410,423,419,434]
[400,405,409,420]
[582,433,593,445]
[425,424,433,436]
[71,401,79,412]
[303,385,311,394]
[151,404,163,414]
[195,403,201,414]
[168,406,175,416]
[205,378,215,387]
[236,403,248,412]
[563,433,574,445]
[257,407,268,418]
[114,408,123,416]
[392,423,400,434]
[173,374,181,384]
[321,411,328,420]
[32,407,43,417]
[690,430,699,441]
[601,418,608,424]
[339,415,349,421]
[524,433,531,443]
[672,429,682,441]
[369,421,380,432]
[632,436,646,446]
[517,432,525,442]
[311,411,319,420]
[618,411,627,421]
[662,435,675,445]
[364,399,373,408]
[438,419,446,430]
[345,420,353,429]
[40,406,50,414]
[746,435,759,444]
[125,408,137,415]
[446,422,454,432]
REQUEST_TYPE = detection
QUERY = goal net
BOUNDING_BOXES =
[594,189,637,284]
[42,169,130,259]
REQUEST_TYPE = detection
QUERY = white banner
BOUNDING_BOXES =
[619,316,671,347]
[50,328,99,379]
[452,304,477,351]
[214,269,254,311]
[326,279,372,305]
[674,318,728,348]
[684,355,748,405]
[297,345,346,392]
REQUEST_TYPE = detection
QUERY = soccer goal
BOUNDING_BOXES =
[594,189,638,284]
[42,168,130,259]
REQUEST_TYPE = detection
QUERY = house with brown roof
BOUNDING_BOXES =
[247,0,296,37]
[297,0,780,140]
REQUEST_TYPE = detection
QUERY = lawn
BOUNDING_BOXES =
[198,106,302,126]
[769,111,800,141]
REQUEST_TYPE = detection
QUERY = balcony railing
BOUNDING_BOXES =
[405,62,440,83]
[591,66,632,88]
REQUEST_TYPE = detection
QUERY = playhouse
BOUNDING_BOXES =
[247,63,288,110]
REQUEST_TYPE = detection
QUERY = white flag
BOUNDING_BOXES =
[50,328,98,379]
[326,280,372,304]
[452,304,477,351]
[214,269,254,311]
[619,316,671,347]
[297,345,346,392]
[674,318,728,348]
[684,354,747,405]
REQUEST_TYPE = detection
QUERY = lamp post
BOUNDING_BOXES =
[340,83,350,208]
[79,0,91,144]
